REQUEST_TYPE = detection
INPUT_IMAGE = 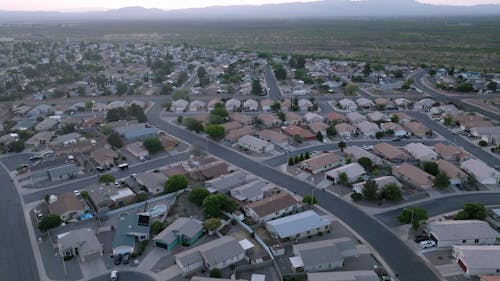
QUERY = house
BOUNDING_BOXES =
[90,147,118,168]
[325,163,366,184]
[355,98,374,110]
[14,118,36,131]
[285,112,303,125]
[404,143,438,161]
[470,126,500,144]
[57,228,103,262]
[27,104,52,119]
[222,121,243,132]
[366,112,389,123]
[86,185,135,212]
[175,236,246,274]
[257,129,289,147]
[381,122,408,138]
[48,192,85,221]
[230,113,253,125]
[261,99,274,112]
[12,105,31,116]
[243,192,300,222]
[344,145,384,165]
[453,245,500,277]
[460,159,500,185]
[134,172,168,195]
[25,131,55,150]
[335,123,357,139]
[154,217,204,251]
[114,123,156,142]
[326,112,347,124]
[281,125,315,141]
[265,210,330,240]
[290,238,357,272]
[112,213,150,256]
[392,112,413,124]
[304,112,324,124]
[352,176,402,194]
[35,118,59,131]
[207,99,221,111]
[225,127,256,143]
[373,142,412,163]
[433,143,469,161]
[189,100,207,112]
[243,99,259,112]
[298,99,313,111]
[374,97,391,109]
[404,121,429,138]
[205,171,248,193]
[192,278,247,281]
[257,113,281,128]
[189,162,231,181]
[394,98,411,109]
[426,220,499,248]
[346,112,367,124]
[392,163,435,189]
[355,121,380,137]
[413,98,435,111]
[338,99,357,111]
[309,122,329,136]
[225,98,241,112]
[307,271,379,281]
[230,180,267,202]
[48,164,80,182]
[436,159,468,186]
[126,142,149,160]
[238,135,274,153]
[479,275,500,281]
[299,153,342,174]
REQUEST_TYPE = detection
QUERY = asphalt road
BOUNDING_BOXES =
[88,271,155,281]
[0,164,40,281]
[264,64,282,100]
[146,104,441,281]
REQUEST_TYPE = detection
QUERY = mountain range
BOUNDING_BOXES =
[1,0,500,22]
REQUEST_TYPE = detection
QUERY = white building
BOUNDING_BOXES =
[452,245,500,276]
[325,163,366,184]
[427,220,500,248]
[238,135,274,153]
[225,98,241,112]
[404,143,438,161]
[355,121,380,137]
[243,99,259,112]
[265,210,330,240]
[171,99,189,112]
[460,159,500,185]
[338,99,357,111]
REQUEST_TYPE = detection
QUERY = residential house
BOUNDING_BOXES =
[35,118,59,131]
[404,143,439,161]
[426,220,499,248]
[344,145,384,165]
[207,99,221,111]
[338,99,357,111]
[436,159,468,186]
[374,97,393,110]
[404,121,429,138]
[285,112,303,125]
[373,142,412,163]
[433,143,470,161]
[126,142,149,160]
[309,122,329,137]
[265,210,331,240]
[392,112,413,124]
[230,180,267,202]
[57,228,103,262]
[134,172,168,195]
[226,127,256,143]
[298,99,313,111]
[48,192,85,221]
[192,278,247,281]
[392,163,435,189]
[258,113,281,128]
[346,112,367,125]
[243,192,300,222]
[12,105,31,116]
[90,147,118,168]
[205,171,248,193]
[229,113,253,125]
[105,101,127,111]
[355,98,374,110]
[325,163,366,184]
[281,125,315,141]
[453,245,500,277]
[222,121,243,132]
[27,104,52,119]
[47,164,81,182]
[367,112,389,123]
[307,271,379,281]
[352,176,402,194]
[238,135,275,153]
[112,214,150,256]
[394,98,411,109]
[335,123,357,139]
[86,185,135,212]
[326,112,347,124]
[257,129,289,147]
[175,236,246,274]
[154,217,204,251]
[290,238,358,272]
[381,122,407,138]
[304,112,324,124]
[114,123,156,142]
[14,119,36,131]
[25,131,55,150]
[189,100,207,112]
[470,126,500,144]
[355,121,380,138]
[243,99,259,112]
[225,98,241,112]
[299,153,342,174]
[261,99,274,112]
[460,159,500,185]
[454,114,494,131]
[413,98,435,111]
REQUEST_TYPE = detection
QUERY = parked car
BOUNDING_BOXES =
[391,138,401,142]
[414,234,429,243]
[110,270,118,281]
[73,190,81,197]
[30,155,43,161]
[114,255,122,265]
[419,240,436,249]
[122,253,130,265]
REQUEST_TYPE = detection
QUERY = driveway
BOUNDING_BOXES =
[80,254,107,279]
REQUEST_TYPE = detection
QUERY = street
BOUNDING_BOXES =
[88,271,154,281]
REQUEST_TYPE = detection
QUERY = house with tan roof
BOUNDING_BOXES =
[394,98,411,109]
[391,112,413,124]
[355,98,374,110]
[90,147,118,168]
[381,122,408,137]
[304,112,324,124]
[346,112,367,124]
[335,122,357,139]
[344,145,384,165]
[366,111,389,123]
[243,192,300,222]
[404,143,438,161]
[373,142,411,163]
[338,98,357,111]
[257,113,281,128]
[229,113,253,125]
[48,192,85,221]
[298,99,313,111]
[261,99,274,112]
[281,125,315,141]
[222,121,243,132]
[355,121,380,138]
[285,112,303,125]
[309,122,329,136]
[404,121,429,138]
[433,143,470,161]
[243,99,259,112]
[300,152,342,174]
[189,100,207,112]
[392,163,435,189]
[207,99,221,111]
[225,98,242,112]
[225,126,256,143]
[461,159,500,185]
[436,159,468,186]
[326,112,347,124]
[258,129,289,147]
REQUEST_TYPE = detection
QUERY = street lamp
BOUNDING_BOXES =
[404,208,415,238]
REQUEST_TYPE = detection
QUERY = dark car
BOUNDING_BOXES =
[122,253,130,265]
[414,234,429,243]
[114,254,122,265]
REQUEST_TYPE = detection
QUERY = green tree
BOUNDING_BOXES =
[455,203,487,220]
[288,158,294,166]
[135,193,147,203]
[338,172,349,186]
[251,79,263,95]
[434,173,450,188]
[202,194,237,218]
[344,83,359,95]
[398,207,428,230]
[209,268,222,278]
[160,84,173,95]
[293,134,303,144]
[391,114,399,123]
[204,124,225,140]
[276,111,286,122]
[38,215,63,232]
[143,137,164,154]
[99,174,115,183]
[151,221,166,235]
[362,180,379,201]
[326,126,336,138]
[7,140,25,153]
[487,81,498,91]
[375,131,385,139]
[422,162,439,176]
[351,193,363,201]
[302,195,318,205]
[316,131,324,142]
[107,133,123,148]
[106,107,127,122]
[379,183,402,202]
[271,102,281,112]
[172,88,189,101]
[304,152,310,159]
[184,118,204,133]
[478,140,488,147]
[338,141,346,151]
[204,218,221,231]
[188,188,210,206]
[357,157,373,172]
[164,174,189,193]
[197,67,209,87]
[177,116,183,124]
[274,66,287,80]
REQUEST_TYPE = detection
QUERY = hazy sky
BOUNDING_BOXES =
[1,0,500,11]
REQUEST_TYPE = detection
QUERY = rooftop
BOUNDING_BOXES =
[266,210,330,238]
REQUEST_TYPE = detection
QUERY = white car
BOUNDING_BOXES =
[362,145,374,150]
[110,270,118,281]
[419,240,436,249]
[73,190,81,197]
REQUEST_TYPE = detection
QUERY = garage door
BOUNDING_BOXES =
[457,259,467,273]
[155,241,169,249]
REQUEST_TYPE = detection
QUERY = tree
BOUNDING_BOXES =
[151,221,166,235]
[197,67,209,87]
[338,172,349,186]
[375,131,385,139]
[209,268,222,278]
[344,83,359,95]
[303,195,318,205]
[274,66,287,80]
[288,158,294,166]
[99,174,115,183]
[106,107,127,122]
[204,124,225,140]
[251,79,263,95]
[316,131,324,142]
[379,183,402,202]
[276,111,286,122]
[326,126,336,138]
[434,173,450,188]
[127,104,147,123]
[487,81,498,91]
[362,180,378,201]
[188,188,210,206]
[143,137,164,154]
[351,193,363,201]
[172,88,189,101]
[38,215,63,232]
[184,118,204,133]
[7,140,25,153]
[391,114,399,123]
[164,174,189,193]
[296,56,306,69]
[107,133,123,148]
[362,63,372,76]
[115,82,128,95]
[204,218,221,231]
[293,134,303,144]
[455,203,486,220]
[398,207,428,230]
[304,152,310,159]
[338,141,346,151]
[271,101,281,112]
[135,194,147,203]
[478,140,488,147]
[422,162,439,176]
[177,116,183,124]
[202,194,237,218]
[358,157,373,172]
[160,84,173,95]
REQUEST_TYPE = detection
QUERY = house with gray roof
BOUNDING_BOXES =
[134,172,168,195]
[154,217,204,251]
[307,271,379,281]
[112,214,150,256]
[57,228,103,262]
[426,220,500,248]
[48,164,80,182]
[205,171,248,193]
[265,210,331,240]
[114,123,157,142]
[230,180,267,203]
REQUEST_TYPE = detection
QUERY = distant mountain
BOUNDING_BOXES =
[1,0,500,22]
